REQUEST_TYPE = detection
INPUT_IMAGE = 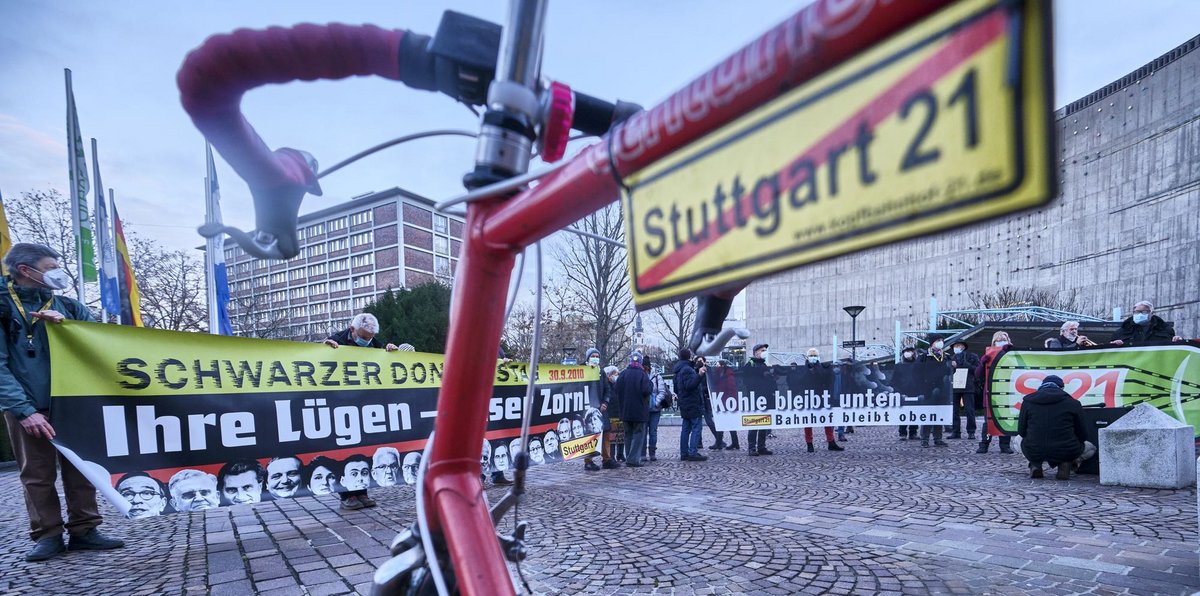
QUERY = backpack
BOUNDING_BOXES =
[654,374,674,409]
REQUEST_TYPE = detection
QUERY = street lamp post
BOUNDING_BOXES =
[843,305,866,361]
[561,346,577,365]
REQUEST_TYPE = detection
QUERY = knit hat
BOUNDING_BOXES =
[585,348,600,360]
[1041,375,1065,389]
[926,333,945,344]
[629,352,642,364]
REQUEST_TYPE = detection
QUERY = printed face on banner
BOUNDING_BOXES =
[402,452,421,485]
[266,457,302,498]
[542,431,560,459]
[117,475,167,518]
[571,419,584,439]
[556,419,572,443]
[169,470,220,512]
[494,444,510,472]
[371,448,401,487]
[307,464,337,496]
[480,440,492,474]
[341,459,371,491]
[221,470,262,505]
[585,408,604,433]
[528,438,545,465]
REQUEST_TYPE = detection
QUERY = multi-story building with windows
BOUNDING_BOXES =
[223,188,464,341]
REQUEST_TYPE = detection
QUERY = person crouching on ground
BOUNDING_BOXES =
[1017,375,1096,480]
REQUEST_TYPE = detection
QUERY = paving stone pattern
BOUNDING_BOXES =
[0,425,1196,595]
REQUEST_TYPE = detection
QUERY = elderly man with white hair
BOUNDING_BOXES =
[1110,301,1183,346]
[1045,321,1094,350]
[323,312,399,351]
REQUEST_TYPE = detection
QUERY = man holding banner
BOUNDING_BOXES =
[0,244,124,562]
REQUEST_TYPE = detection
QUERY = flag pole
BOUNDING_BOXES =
[205,172,219,334]
[110,189,122,325]
[91,138,107,324]
[65,69,87,302]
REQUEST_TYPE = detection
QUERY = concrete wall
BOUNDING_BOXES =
[746,37,1200,354]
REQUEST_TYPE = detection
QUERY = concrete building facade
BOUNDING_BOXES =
[746,35,1200,356]
[223,188,464,341]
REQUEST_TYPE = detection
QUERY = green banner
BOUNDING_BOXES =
[987,344,1200,437]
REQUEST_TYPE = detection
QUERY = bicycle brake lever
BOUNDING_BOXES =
[498,521,529,562]
[198,147,320,260]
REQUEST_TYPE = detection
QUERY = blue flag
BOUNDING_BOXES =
[206,144,233,335]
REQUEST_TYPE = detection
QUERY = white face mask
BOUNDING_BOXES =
[932,341,944,351]
[807,356,819,364]
[953,347,964,354]
[995,341,1009,347]
[30,266,70,290]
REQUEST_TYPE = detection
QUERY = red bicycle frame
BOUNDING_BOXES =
[178,1,953,593]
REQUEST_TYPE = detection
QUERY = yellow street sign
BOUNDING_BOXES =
[624,0,1054,308]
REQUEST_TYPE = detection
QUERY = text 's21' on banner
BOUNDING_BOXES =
[47,322,601,519]
[987,344,1200,437]
[709,360,954,431]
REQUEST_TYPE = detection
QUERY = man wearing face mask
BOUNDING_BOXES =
[1110,301,1183,346]
[793,349,842,452]
[321,312,398,508]
[323,312,399,352]
[742,344,775,456]
[948,340,981,440]
[894,347,920,440]
[918,334,951,448]
[0,244,125,562]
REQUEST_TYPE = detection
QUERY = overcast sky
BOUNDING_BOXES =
[1,0,1198,261]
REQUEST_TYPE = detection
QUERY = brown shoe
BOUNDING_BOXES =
[1055,465,1071,481]
[1030,464,1043,479]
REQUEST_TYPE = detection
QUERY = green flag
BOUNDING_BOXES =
[66,68,97,283]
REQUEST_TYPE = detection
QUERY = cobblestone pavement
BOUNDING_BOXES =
[0,425,1196,595]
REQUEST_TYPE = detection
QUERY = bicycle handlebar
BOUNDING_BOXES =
[178,23,408,192]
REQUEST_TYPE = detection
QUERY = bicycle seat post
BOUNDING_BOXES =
[464,0,548,190]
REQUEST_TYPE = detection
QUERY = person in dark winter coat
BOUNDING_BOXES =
[709,360,740,450]
[791,349,842,452]
[1017,375,1095,480]
[918,334,951,448]
[615,353,653,467]
[587,365,621,471]
[673,348,709,462]
[893,347,920,440]
[742,343,775,456]
[1110,301,1183,346]
[948,339,982,439]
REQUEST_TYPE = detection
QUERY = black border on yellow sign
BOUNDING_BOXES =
[625,0,1055,303]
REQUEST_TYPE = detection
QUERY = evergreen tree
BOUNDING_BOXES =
[366,282,452,352]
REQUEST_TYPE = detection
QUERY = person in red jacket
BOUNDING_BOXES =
[975,331,1015,454]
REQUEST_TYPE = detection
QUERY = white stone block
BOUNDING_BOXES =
[1099,403,1195,489]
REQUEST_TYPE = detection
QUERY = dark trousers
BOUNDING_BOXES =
[703,400,723,443]
[747,429,768,452]
[953,392,977,434]
[5,413,102,541]
[898,425,918,437]
[624,421,646,465]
